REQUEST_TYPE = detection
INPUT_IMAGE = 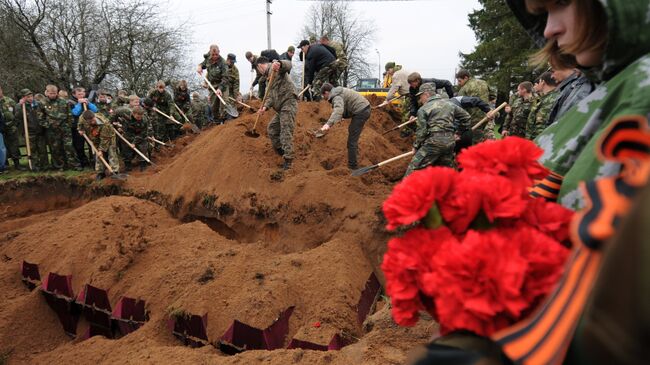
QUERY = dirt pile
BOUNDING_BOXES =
[0,100,434,364]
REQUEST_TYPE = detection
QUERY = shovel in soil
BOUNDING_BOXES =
[382,116,416,135]
[245,69,276,138]
[351,150,415,176]
[229,97,255,111]
[200,73,239,118]
[173,103,201,133]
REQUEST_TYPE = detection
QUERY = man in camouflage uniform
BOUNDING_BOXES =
[43,85,80,170]
[120,106,151,172]
[299,39,337,100]
[148,80,175,141]
[256,57,297,170]
[190,92,209,129]
[77,110,119,179]
[320,35,348,83]
[456,69,493,144]
[502,81,534,138]
[0,86,23,170]
[404,83,471,177]
[172,79,191,116]
[226,53,241,103]
[526,72,559,140]
[96,90,112,118]
[112,90,129,110]
[15,89,48,171]
[198,44,230,124]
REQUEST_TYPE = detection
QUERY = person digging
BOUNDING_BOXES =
[255,57,297,170]
[317,83,371,170]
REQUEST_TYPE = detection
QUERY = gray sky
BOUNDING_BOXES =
[165,0,481,94]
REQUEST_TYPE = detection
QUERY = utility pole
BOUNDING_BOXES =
[266,0,272,49]
[375,49,381,83]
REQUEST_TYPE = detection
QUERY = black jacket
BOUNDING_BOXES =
[409,78,455,116]
[260,49,280,61]
[305,44,336,85]
[279,52,292,61]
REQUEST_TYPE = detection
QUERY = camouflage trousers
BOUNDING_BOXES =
[312,63,339,100]
[472,119,496,144]
[95,144,120,174]
[27,127,49,170]
[3,125,21,162]
[122,134,149,165]
[46,124,80,169]
[153,117,167,142]
[209,88,230,123]
[404,132,456,177]
[267,99,297,160]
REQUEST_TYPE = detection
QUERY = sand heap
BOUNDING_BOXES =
[0,100,435,364]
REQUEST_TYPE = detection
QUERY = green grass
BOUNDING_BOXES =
[0,169,88,181]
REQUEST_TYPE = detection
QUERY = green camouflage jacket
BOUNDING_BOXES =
[96,101,112,118]
[201,55,230,93]
[111,96,129,110]
[527,0,650,210]
[43,97,71,129]
[526,88,559,140]
[504,95,533,137]
[263,60,297,111]
[228,64,240,98]
[78,114,115,151]
[15,101,45,133]
[0,96,16,129]
[457,77,490,127]
[414,94,471,149]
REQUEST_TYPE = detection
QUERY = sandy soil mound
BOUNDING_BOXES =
[0,99,434,364]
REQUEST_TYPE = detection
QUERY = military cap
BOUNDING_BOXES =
[227,53,236,63]
[416,83,436,96]
[385,62,396,71]
[20,88,33,97]
[287,45,295,53]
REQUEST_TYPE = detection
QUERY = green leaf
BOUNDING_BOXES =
[470,210,494,231]
[423,203,443,230]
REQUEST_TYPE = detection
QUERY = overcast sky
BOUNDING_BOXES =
[164,0,481,94]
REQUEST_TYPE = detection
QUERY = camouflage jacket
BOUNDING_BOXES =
[15,101,45,133]
[526,89,559,140]
[201,55,230,93]
[503,95,533,137]
[110,106,132,128]
[190,99,209,126]
[78,115,115,151]
[228,64,240,98]
[96,101,112,118]
[111,96,129,110]
[124,114,152,139]
[457,78,490,127]
[414,94,471,149]
[148,89,173,113]
[43,97,71,129]
[263,60,297,111]
[0,96,16,129]
[174,86,191,110]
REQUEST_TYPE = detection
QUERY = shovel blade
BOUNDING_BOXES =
[225,104,239,118]
[245,129,261,138]
[351,165,378,176]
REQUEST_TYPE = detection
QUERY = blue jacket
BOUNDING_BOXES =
[71,101,98,117]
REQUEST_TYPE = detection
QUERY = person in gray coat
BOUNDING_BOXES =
[318,83,371,170]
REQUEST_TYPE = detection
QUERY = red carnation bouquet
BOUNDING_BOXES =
[381,137,573,337]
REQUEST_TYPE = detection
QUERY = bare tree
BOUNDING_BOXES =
[0,0,188,95]
[300,1,376,87]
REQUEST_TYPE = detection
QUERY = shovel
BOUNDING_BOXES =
[351,151,415,176]
[109,125,156,167]
[173,103,201,133]
[200,73,239,118]
[471,102,507,130]
[81,132,128,180]
[245,69,276,138]
[297,85,310,99]
[372,93,407,109]
[21,103,33,171]
[148,136,174,147]
[228,96,255,111]
[382,116,417,135]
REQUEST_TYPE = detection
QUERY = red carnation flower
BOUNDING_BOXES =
[382,166,457,230]
[382,227,458,326]
[457,137,549,189]
[439,172,529,234]
[424,230,530,336]
[522,198,574,243]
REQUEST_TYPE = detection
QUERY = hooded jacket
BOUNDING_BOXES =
[324,87,370,127]
[507,0,650,210]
